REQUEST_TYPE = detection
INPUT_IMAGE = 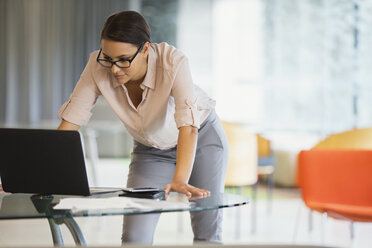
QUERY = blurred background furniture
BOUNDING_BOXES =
[312,128,372,150]
[222,121,258,234]
[223,121,258,188]
[267,132,321,188]
[297,127,372,240]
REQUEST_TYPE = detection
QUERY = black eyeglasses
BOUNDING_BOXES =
[96,43,145,69]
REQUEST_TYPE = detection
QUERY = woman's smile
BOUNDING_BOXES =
[114,74,125,79]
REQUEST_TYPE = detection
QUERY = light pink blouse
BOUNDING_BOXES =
[57,42,215,150]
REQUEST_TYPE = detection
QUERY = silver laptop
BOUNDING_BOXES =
[0,128,122,196]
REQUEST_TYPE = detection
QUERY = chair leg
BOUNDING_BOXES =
[237,186,242,195]
[233,186,242,239]
[235,196,241,239]
[292,202,302,244]
[267,173,274,214]
[251,182,258,234]
[350,221,355,240]
[321,212,327,245]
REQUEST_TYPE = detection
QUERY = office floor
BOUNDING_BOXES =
[0,159,371,247]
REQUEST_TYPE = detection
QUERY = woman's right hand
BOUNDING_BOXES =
[0,184,3,192]
[164,181,210,198]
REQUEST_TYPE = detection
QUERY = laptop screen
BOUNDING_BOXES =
[0,128,91,196]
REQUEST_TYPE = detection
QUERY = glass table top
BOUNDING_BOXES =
[0,192,249,220]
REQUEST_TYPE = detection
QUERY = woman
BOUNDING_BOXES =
[57,10,228,244]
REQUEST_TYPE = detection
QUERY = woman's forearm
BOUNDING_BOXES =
[173,125,198,184]
[163,126,210,197]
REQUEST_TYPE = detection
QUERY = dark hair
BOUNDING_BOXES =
[101,11,151,46]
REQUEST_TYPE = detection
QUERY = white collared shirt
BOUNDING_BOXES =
[58,42,215,149]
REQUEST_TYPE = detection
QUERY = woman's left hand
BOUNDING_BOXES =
[164,181,210,198]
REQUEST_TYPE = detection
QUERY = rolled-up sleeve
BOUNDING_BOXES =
[172,57,200,129]
[57,52,101,126]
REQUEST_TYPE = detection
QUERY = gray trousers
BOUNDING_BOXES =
[121,109,228,244]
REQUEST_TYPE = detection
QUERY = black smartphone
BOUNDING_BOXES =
[122,187,162,193]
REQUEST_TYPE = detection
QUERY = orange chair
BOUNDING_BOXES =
[297,128,372,186]
[298,128,372,239]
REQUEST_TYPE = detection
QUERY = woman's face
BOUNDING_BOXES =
[100,39,149,85]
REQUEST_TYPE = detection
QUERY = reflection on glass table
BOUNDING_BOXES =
[0,192,249,246]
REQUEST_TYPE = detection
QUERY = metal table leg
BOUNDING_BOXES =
[47,216,87,246]
[47,218,64,246]
[63,217,87,246]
